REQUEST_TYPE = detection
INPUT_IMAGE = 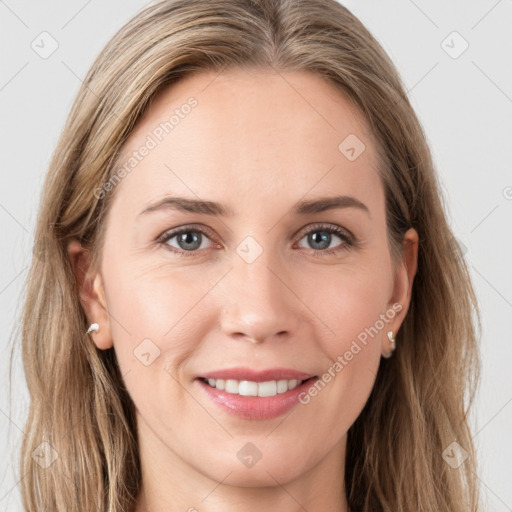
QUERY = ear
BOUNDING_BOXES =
[383,227,419,355]
[67,239,113,350]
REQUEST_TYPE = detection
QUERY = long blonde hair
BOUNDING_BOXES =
[12,0,482,510]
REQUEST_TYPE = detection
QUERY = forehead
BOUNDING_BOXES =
[113,68,384,215]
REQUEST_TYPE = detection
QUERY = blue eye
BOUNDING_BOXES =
[158,226,215,255]
[157,223,355,257]
[297,225,354,255]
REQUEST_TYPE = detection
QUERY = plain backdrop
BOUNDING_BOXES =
[1,0,511,510]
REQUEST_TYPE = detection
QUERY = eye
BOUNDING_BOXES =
[156,223,356,257]
[157,225,217,256]
[296,223,354,256]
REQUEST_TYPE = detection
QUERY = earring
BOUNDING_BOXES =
[87,323,99,334]
[382,331,396,359]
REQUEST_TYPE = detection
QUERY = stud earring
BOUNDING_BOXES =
[86,323,99,334]
[382,331,396,359]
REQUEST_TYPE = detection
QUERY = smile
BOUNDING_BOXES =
[200,377,307,397]
[195,369,319,420]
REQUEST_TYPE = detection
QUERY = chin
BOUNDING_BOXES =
[209,464,303,488]
[194,446,309,487]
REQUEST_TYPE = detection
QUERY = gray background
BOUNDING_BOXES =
[1,0,511,510]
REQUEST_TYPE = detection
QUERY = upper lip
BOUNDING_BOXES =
[199,367,316,382]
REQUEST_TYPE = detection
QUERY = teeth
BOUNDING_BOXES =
[203,378,305,397]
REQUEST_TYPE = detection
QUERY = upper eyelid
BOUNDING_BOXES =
[157,223,215,241]
[295,222,352,239]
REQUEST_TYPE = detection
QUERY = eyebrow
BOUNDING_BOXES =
[138,195,370,218]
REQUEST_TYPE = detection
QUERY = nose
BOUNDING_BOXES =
[219,249,301,345]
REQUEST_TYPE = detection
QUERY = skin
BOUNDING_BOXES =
[68,68,418,512]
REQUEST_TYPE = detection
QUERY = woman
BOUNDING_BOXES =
[18,0,482,510]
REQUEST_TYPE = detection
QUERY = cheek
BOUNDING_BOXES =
[298,259,392,347]
[329,279,390,353]
[103,265,210,433]
[297,259,392,398]
[105,237,194,326]
[292,275,389,439]
[102,254,221,381]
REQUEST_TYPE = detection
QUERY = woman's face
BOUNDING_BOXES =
[71,68,417,501]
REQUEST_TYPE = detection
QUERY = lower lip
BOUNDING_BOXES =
[196,378,318,420]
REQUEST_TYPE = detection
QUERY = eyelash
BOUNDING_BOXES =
[156,223,356,258]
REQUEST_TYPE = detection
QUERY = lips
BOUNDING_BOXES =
[195,367,319,420]
[199,367,315,382]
